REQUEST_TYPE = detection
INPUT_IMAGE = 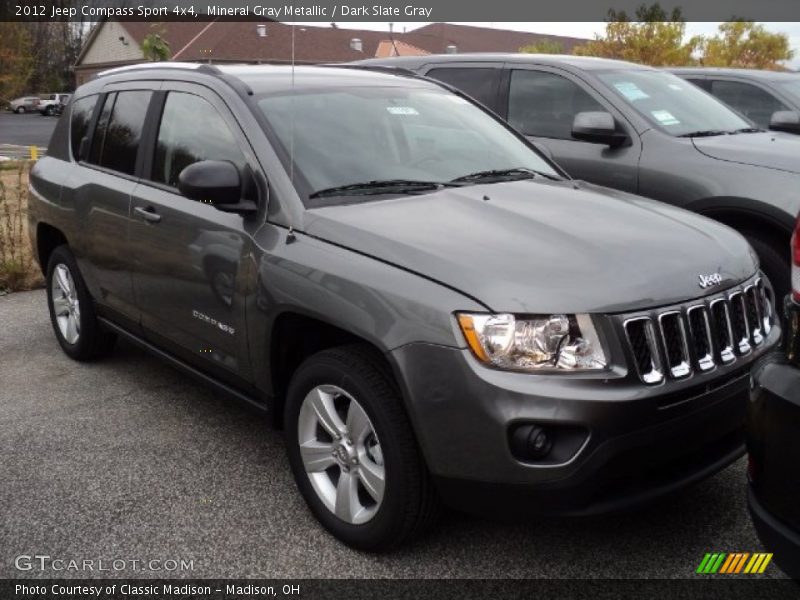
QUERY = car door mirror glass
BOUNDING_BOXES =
[572,111,628,147]
[769,110,800,134]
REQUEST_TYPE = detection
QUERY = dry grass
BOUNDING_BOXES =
[0,161,44,293]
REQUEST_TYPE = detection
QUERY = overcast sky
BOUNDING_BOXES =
[307,21,800,68]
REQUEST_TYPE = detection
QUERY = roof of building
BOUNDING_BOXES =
[76,20,588,67]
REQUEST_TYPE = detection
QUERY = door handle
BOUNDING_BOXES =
[134,206,162,223]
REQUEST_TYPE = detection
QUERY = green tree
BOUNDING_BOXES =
[572,3,700,66]
[0,23,33,102]
[699,21,794,70]
[520,39,564,54]
[142,24,172,62]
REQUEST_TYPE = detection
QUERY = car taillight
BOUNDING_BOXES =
[793,217,800,302]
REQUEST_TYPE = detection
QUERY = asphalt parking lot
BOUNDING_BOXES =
[0,289,784,579]
[0,111,58,157]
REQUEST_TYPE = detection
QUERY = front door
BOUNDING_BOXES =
[504,66,642,193]
[130,85,260,384]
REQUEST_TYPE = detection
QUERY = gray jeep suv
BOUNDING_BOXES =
[356,54,800,303]
[29,63,779,551]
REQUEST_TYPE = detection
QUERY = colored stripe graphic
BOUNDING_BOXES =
[734,553,750,573]
[758,554,773,574]
[720,554,736,574]
[697,554,713,574]
[697,552,772,574]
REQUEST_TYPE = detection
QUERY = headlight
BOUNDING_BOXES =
[457,313,607,372]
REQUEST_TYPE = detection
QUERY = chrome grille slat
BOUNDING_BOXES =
[624,317,664,384]
[744,285,764,346]
[658,311,691,379]
[710,298,736,365]
[623,276,774,385]
[687,306,715,372]
[729,291,751,355]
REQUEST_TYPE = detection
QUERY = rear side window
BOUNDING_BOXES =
[152,92,245,189]
[685,78,712,93]
[70,95,98,160]
[88,91,152,176]
[508,70,605,140]
[426,68,501,111]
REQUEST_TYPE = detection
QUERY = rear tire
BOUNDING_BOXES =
[46,245,116,361]
[284,345,440,551]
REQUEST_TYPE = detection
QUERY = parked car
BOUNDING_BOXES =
[672,68,800,134]
[39,93,72,116]
[9,96,41,113]
[355,54,800,303]
[748,214,800,578]
[29,63,779,551]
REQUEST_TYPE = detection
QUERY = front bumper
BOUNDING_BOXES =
[391,312,779,516]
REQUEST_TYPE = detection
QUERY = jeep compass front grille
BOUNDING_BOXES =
[624,277,773,385]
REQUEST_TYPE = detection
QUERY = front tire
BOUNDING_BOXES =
[284,345,440,551]
[46,245,116,361]
[15,106,25,114]
[745,233,790,306]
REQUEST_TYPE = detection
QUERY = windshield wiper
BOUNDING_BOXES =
[677,130,730,138]
[731,127,765,134]
[308,179,459,199]
[450,167,561,184]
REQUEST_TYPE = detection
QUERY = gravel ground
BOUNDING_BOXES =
[0,290,784,579]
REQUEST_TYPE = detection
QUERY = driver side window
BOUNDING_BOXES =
[153,92,246,190]
[508,70,604,140]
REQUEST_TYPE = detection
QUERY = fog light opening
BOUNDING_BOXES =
[511,424,554,462]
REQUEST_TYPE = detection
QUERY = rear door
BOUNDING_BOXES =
[130,82,260,384]
[420,63,504,114]
[60,84,156,329]
[502,65,642,193]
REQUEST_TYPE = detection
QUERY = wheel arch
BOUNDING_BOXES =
[267,311,398,429]
[36,222,68,275]
[689,197,794,248]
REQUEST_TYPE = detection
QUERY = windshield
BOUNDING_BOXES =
[256,86,561,204]
[596,70,752,136]
[777,78,800,104]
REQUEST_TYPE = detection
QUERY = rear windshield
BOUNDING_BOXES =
[256,85,560,204]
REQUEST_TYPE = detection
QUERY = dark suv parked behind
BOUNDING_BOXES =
[356,54,800,302]
[672,68,800,134]
[29,63,779,550]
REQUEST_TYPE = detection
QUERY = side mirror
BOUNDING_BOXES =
[572,111,629,147]
[178,160,256,214]
[769,110,800,134]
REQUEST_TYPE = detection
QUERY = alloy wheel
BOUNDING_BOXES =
[297,384,385,525]
[51,263,81,344]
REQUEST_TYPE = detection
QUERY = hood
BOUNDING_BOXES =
[692,131,800,174]
[304,180,758,314]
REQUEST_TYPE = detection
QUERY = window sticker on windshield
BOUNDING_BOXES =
[651,110,680,126]
[444,96,470,104]
[668,84,683,91]
[614,82,649,101]
[386,106,419,115]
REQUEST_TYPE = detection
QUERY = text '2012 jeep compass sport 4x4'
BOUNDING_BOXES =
[29,63,779,551]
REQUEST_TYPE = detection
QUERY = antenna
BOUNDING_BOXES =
[290,21,296,185]
[389,22,399,57]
